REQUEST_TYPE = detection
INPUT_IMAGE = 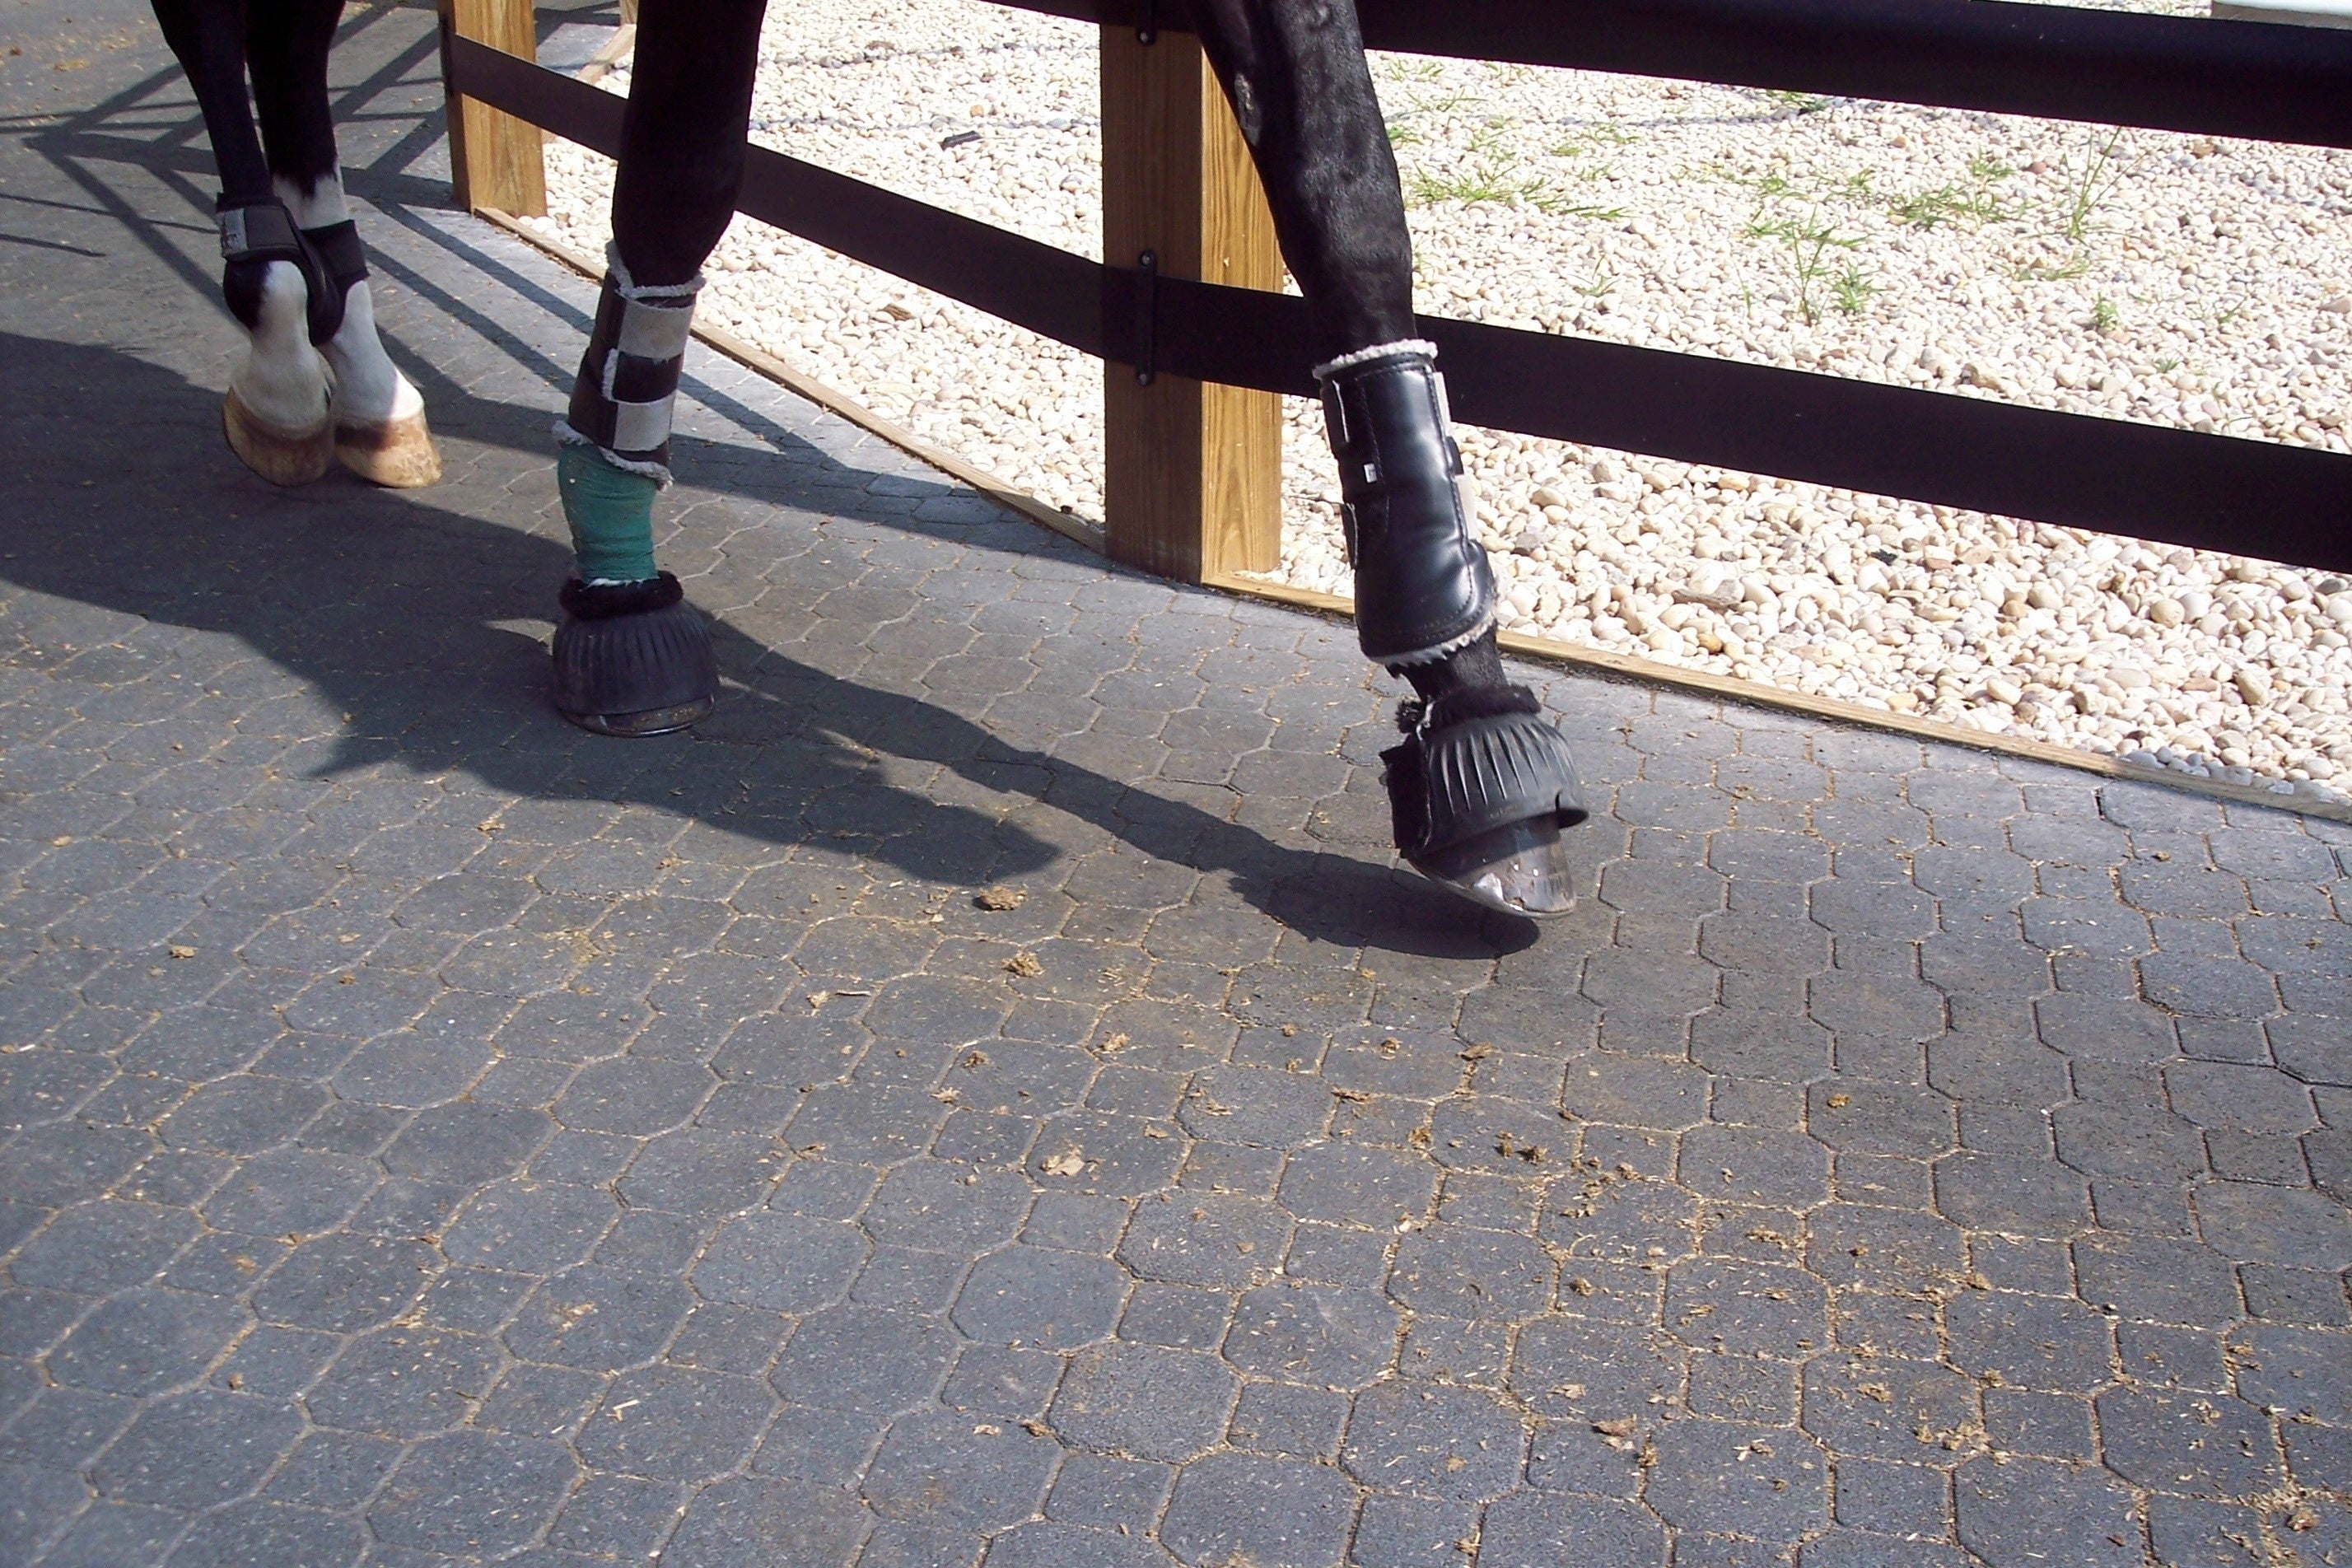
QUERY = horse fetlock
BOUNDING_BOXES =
[217,250,329,488]
[318,280,418,420]
[558,443,661,586]
[323,278,438,488]
[1314,339,1495,666]
[231,259,324,399]
[551,310,709,733]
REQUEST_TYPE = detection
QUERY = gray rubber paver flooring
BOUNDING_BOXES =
[1,6,2347,1566]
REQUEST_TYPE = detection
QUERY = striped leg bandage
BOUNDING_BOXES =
[556,243,702,485]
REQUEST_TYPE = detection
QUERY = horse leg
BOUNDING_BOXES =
[152,0,333,484]
[1191,0,1585,917]
[247,0,441,487]
[545,0,765,735]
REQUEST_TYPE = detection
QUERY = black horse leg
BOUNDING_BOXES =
[152,0,339,483]
[546,0,765,735]
[1192,0,1586,916]
[244,0,338,197]
[151,0,270,205]
[1189,0,1412,358]
[610,0,768,287]
[245,0,439,483]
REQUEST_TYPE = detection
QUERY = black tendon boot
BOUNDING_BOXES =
[548,248,718,737]
[219,197,344,345]
[1316,341,1587,917]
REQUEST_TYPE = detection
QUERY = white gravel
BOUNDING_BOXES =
[521,0,2352,803]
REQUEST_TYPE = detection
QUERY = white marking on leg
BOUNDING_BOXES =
[273,170,349,229]
[230,259,328,433]
[321,278,422,425]
[273,171,422,427]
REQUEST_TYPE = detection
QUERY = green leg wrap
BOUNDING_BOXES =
[558,444,660,584]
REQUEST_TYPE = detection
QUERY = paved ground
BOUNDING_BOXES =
[2,5,2349,1566]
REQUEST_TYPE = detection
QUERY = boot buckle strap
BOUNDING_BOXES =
[217,200,300,263]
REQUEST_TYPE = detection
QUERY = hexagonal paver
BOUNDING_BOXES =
[1222,1283,1400,1389]
[1642,1416,1828,1542]
[1160,1450,1356,1568]
[1942,1290,2112,1393]
[954,1246,1126,1349]
[1049,1342,1238,1463]
[368,1430,578,1556]
[2096,1386,2278,1495]
[1338,1380,1525,1502]
[691,1214,870,1313]
[1955,1456,2141,1568]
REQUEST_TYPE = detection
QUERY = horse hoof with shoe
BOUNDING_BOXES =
[334,408,441,488]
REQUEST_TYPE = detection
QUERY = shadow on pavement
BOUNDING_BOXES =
[2,331,1538,959]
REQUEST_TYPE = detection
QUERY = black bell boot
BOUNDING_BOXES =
[218,197,345,346]
[1317,342,1588,917]
[551,574,717,737]
[1383,683,1588,917]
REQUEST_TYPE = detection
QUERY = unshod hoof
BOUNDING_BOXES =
[1382,686,1587,919]
[551,575,717,737]
[336,409,442,488]
[222,385,332,487]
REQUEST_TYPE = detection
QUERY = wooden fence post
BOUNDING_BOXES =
[1099,26,1282,583]
[438,0,547,217]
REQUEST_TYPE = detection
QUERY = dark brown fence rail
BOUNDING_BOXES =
[1010,0,2352,148]
[441,2,2352,577]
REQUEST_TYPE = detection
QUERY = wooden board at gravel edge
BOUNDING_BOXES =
[440,0,548,218]
[1100,26,1282,582]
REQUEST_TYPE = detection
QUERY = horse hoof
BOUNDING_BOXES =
[551,578,717,737]
[336,409,443,488]
[222,385,332,486]
[1406,819,1580,919]
[1382,686,1587,920]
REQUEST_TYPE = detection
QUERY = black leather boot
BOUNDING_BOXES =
[1314,339,1496,665]
[1317,341,1587,917]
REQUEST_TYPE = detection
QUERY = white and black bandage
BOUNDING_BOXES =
[557,244,702,485]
